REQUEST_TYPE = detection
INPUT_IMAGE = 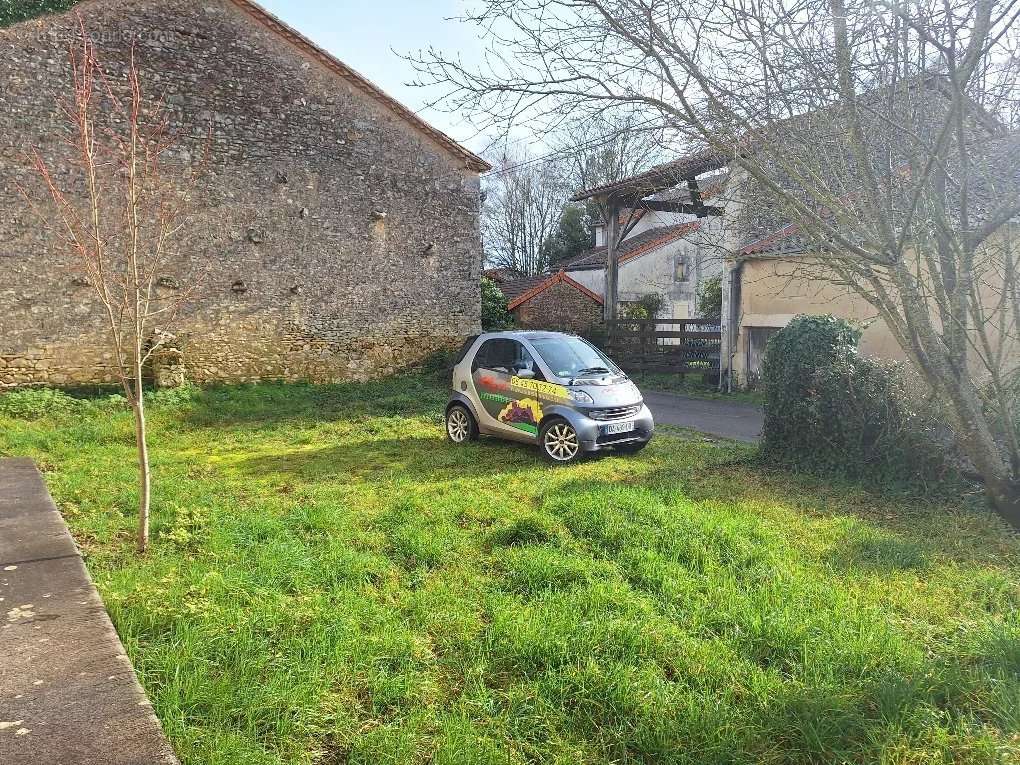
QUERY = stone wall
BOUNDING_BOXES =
[512,283,604,335]
[0,0,482,388]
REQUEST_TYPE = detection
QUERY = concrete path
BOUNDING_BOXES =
[0,458,178,765]
[644,390,764,443]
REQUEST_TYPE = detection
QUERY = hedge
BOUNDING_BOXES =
[760,315,949,483]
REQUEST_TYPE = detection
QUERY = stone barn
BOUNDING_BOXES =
[502,271,605,335]
[0,0,488,387]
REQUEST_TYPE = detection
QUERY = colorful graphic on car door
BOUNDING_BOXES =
[472,339,555,438]
[496,396,543,435]
[499,376,573,435]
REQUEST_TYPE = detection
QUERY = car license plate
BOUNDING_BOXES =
[603,421,635,435]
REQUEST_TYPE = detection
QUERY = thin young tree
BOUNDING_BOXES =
[411,0,1020,523]
[23,21,207,552]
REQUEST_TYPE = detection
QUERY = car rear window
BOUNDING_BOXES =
[452,335,479,367]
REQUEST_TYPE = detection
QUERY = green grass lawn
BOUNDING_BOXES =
[1,375,1018,764]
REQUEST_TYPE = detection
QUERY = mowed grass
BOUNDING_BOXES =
[1,375,1019,765]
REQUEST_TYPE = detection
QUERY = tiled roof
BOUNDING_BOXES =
[564,222,703,270]
[739,223,805,256]
[572,149,729,201]
[505,271,604,310]
[572,78,1005,205]
[482,268,518,284]
[497,275,550,302]
[648,171,729,203]
[740,133,1020,258]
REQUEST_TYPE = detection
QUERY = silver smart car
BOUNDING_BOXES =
[445,331,654,463]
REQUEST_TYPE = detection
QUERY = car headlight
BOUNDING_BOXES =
[568,389,594,404]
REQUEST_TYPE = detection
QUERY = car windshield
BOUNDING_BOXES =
[529,336,622,379]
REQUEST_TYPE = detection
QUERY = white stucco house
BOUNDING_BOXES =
[563,177,727,320]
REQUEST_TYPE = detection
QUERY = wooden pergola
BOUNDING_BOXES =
[571,148,729,321]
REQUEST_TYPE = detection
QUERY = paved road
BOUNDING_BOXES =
[643,390,764,443]
[0,458,178,765]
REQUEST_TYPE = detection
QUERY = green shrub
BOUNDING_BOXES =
[761,315,949,482]
[0,387,80,419]
[481,277,513,330]
[621,293,665,319]
[145,384,199,409]
[1,0,78,27]
[696,274,722,321]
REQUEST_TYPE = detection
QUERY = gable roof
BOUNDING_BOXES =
[506,271,604,311]
[565,221,703,270]
[5,0,490,172]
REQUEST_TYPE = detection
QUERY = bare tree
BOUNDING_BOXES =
[411,0,1020,523]
[556,113,666,225]
[23,22,207,552]
[483,150,566,275]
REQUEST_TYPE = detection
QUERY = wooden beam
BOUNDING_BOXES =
[636,200,724,216]
[687,179,704,215]
[605,199,620,322]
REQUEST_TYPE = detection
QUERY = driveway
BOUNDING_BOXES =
[643,390,764,443]
[0,459,178,765]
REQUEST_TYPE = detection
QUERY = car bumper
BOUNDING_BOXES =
[576,404,654,452]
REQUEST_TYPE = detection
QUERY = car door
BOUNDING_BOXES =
[471,338,544,439]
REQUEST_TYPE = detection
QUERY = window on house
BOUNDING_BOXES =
[674,255,688,282]
[746,327,781,380]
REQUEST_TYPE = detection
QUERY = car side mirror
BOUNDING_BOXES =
[514,367,535,379]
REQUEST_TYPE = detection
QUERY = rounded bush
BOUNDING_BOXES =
[760,315,948,482]
[481,277,513,330]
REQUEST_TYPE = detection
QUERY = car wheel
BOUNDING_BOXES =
[614,440,649,455]
[446,404,478,444]
[539,418,583,464]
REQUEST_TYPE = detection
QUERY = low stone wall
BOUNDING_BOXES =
[0,332,462,389]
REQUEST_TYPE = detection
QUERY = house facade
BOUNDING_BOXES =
[714,114,1019,386]
[564,217,724,320]
[567,169,734,322]
[566,83,1016,389]
[723,215,1020,385]
[0,0,487,388]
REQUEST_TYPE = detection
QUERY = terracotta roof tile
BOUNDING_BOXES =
[505,271,604,310]
[572,149,728,201]
[497,275,549,302]
[564,221,703,270]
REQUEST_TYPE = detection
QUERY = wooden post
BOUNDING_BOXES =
[605,197,620,322]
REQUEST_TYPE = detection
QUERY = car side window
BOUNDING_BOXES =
[473,339,509,373]
[473,339,543,380]
[514,343,544,381]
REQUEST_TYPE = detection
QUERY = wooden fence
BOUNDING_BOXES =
[589,319,722,378]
